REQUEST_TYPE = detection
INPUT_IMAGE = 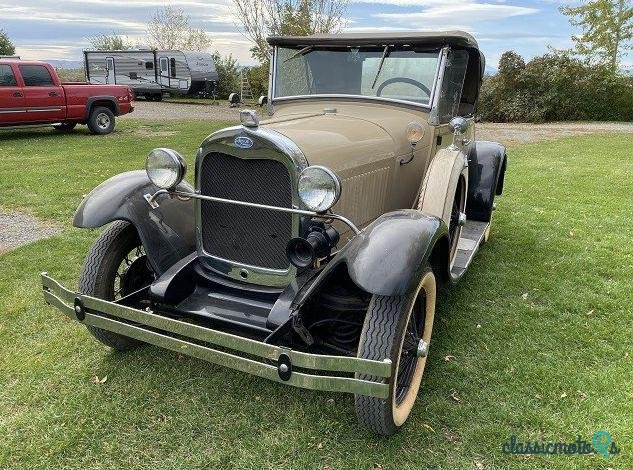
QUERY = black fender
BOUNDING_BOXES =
[292,210,448,308]
[466,141,507,222]
[74,170,195,275]
[84,96,121,119]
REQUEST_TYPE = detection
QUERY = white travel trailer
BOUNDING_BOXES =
[84,49,218,100]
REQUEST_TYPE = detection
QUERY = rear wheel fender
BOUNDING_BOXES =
[466,141,507,222]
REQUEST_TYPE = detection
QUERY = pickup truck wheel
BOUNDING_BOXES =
[87,106,115,135]
[355,265,436,436]
[52,122,77,132]
[78,221,155,351]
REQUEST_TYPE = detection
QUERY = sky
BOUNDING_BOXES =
[2,0,626,70]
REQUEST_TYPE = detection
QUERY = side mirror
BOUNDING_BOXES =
[258,95,268,107]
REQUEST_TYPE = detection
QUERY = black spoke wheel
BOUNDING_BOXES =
[78,221,155,350]
[355,264,436,436]
[448,176,466,265]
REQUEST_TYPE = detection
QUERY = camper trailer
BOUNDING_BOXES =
[84,50,218,100]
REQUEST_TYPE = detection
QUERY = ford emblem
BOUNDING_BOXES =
[234,136,254,149]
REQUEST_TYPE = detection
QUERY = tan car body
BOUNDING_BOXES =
[260,100,472,242]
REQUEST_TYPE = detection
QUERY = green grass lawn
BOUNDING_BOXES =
[0,121,631,469]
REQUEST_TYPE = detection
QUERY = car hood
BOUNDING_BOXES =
[261,112,396,173]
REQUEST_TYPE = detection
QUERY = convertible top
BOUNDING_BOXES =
[268,31,485,104]
[267,31,479,50]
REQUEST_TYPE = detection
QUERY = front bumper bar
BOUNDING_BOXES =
[41,273,391,398]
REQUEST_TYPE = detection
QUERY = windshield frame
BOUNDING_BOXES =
[270,44,446,110]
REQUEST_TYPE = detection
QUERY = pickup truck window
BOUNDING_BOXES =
[0,65,17,86]
[19,65,55,87]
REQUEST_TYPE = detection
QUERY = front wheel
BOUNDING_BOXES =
[87,106,115,135]
[78,221,155,350]
[355,265,436,435]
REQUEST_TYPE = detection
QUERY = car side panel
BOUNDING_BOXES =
[74,170,195,274]
[466,141,507,222]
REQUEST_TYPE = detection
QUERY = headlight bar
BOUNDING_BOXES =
[145,188,361,235]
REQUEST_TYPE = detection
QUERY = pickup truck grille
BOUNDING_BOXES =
[199,152,293,270]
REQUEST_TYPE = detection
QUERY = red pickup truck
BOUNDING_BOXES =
[0,60,133,135]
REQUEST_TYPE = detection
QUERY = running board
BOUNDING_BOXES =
[450,220,489,280]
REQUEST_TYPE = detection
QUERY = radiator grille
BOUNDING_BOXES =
[199,152,293,270]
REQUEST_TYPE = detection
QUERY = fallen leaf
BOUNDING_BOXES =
[534,394,542,400]
[317,442,324,449]
[475,460,484,470]
[422,423,435,433]
[450,390,462,403]
[372,464,382,470]
[326,398,335,405]
[476,324,481,329]
[560,392,567,398]
[443,354,456,362]
[586,310,594,316]
[577,391,588,400]
[91,375,107,384]
[521,293,529,300]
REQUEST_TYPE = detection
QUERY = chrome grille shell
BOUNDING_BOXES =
[195,125,308,287]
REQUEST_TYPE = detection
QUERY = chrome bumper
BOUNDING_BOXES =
[41,273,391,398]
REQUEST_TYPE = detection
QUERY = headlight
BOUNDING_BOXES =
[146,148,186,189]
[298,165,341,212]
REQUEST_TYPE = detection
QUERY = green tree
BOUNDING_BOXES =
[212,52,240,99]
[86,33,131,51]
[147,7,211,51]
[560,0,633,72]
[0,29,16,56]
[478,49,633,122]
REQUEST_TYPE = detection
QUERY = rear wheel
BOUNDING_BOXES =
[87,106,115,135]
[52,122,77,132]
[78,221,155,350]
[355,265,436,435]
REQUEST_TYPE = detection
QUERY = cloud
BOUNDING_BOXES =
[372,1,538,24]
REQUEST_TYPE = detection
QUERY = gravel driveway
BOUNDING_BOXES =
[125,100,633,145]
[125,100,241,122]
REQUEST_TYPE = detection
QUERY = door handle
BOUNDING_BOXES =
[49,91,58,97]
[13,91,23,97]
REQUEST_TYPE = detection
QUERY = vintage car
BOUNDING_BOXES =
[41,31,507,435]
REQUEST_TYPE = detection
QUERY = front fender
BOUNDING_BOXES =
[74,170,195,274]
[293,210,448,307]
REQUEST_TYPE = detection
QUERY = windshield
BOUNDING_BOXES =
[274,46,440,106]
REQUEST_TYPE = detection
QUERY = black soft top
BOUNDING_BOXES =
[267,31,479,50]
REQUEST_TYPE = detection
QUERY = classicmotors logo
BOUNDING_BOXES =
[502,431,621,459]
